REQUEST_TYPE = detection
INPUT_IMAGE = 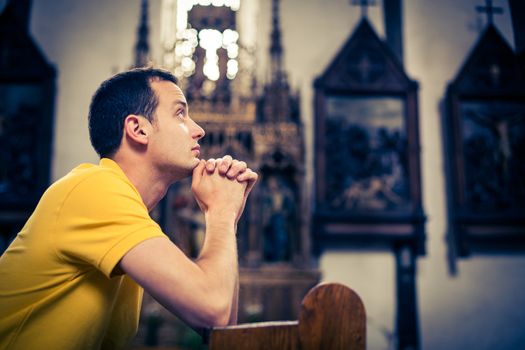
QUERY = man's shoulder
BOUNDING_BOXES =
[56,162,119,186]
[47,161,134,202]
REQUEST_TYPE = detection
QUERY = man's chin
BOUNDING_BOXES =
[165,162,198,182]
[183,162,198,177]
[183,159,201,177]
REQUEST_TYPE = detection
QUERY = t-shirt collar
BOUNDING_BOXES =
[99,158,146,207]
[99,158,124,174]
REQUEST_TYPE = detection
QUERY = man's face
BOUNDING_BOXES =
[147,80,205,181]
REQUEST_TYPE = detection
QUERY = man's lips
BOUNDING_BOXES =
[192,145,200,156]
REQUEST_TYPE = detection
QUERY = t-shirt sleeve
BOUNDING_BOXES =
[54,170,167,278]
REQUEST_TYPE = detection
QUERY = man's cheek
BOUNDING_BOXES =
[178,124,189,134]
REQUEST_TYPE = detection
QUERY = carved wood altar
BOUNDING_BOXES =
[176,0,319,326]
[137,3,319,346]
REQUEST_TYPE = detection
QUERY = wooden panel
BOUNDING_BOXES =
[208,283,366,350]
[209,322,298,350]
[298,283,366,350]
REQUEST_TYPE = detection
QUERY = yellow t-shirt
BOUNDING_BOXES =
[0,158,166,350]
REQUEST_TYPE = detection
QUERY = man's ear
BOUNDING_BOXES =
[123,114,150,145]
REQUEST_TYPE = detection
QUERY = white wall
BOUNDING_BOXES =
[28,0,163,179]
[9,0,524,348]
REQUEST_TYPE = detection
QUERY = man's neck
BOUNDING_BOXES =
[111,156,170,211]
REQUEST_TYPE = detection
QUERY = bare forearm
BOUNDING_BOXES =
[194,211,238,325]
[228,272,239,325]
[182,157,255,328]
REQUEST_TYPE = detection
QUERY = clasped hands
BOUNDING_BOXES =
[192,155,258,223]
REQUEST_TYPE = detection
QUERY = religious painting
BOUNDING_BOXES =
[313,16,425,349]
[443,20,525,256]
[445,97,525,255]
[0,0,56,254]
[0,84,43,201]
[460,100,525,212]
[313,17,425,254]
[324,95,410,213]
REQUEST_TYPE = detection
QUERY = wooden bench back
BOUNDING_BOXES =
[208,283,366,350]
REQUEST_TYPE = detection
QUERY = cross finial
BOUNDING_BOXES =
[476,0,503,26]
[351,0,376,18]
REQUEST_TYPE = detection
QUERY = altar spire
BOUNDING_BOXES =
[259,0,300,124]
[270,0,285,85]
[133,0,150,68]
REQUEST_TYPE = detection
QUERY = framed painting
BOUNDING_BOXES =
[444,24,525,255]
[313,19,425,253]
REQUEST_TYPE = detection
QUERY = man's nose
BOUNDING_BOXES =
[191,118,205,140]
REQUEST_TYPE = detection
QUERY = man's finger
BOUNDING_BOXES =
[241,170,258,200]
[236,168,256,182]
[226,160,247,179]
[205,158,217,173]
[191,160,206,187]
[218,155,233,175]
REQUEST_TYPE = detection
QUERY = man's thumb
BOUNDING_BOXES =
[192,159,205,186]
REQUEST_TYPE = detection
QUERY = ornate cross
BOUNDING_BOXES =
[349,52,383,84]
[476,0,503,25]
[351,0,376,18]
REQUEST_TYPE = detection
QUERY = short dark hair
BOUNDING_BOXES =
[88,67,178,158]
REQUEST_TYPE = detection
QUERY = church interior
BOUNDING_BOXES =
[1,0,524,349]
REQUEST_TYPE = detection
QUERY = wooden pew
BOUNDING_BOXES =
[207,283,366,350]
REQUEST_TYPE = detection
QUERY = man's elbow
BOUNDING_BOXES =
[186,297,231,329]
[202,298,232,327]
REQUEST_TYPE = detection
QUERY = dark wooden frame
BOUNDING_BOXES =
[312,19,425,349]
[444,25,525,256]
[313,19,425,255]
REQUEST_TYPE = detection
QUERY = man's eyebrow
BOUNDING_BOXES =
[171,100,187,110]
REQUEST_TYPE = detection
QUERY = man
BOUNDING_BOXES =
[0,67,258,349]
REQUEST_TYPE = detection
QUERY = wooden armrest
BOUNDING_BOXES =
[208,283,366,350]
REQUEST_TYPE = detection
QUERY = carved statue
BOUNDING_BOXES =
[261,175,295,262]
